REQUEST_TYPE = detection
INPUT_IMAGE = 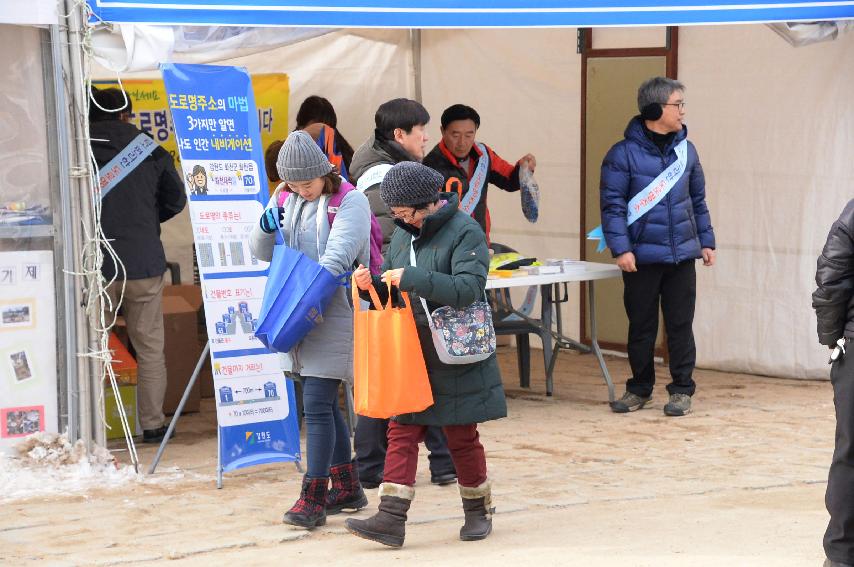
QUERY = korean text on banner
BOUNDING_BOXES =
[93,75,289,193]
[161,63,299,472]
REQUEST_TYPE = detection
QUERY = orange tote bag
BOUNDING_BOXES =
[352,277,433,419]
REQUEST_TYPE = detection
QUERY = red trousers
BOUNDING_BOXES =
[383,421,487,487]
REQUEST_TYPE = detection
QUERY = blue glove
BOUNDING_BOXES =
[260,207,285,234]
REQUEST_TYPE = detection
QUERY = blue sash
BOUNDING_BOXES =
[98,133,158,199]
[587,139,688,253]
[459,142,489,215]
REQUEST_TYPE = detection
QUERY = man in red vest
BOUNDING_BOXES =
[423,104,536,240]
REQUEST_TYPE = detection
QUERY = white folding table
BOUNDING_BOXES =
[486,262,622,401]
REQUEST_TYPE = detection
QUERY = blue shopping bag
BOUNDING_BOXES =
[255,239,347,353]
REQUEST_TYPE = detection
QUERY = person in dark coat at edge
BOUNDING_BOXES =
[89,87,186,443]
[345,162,507,547]
[813,199,854,567]
[349,98,457,489]
[598,76,715,417]
[422,103,536,240]
[264,96,356,195]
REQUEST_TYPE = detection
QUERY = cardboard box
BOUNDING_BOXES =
[163,284,203,313]
[104,384,138,440]
[164,285,214,398]
[108,332,137,385]
[162,295,202,415]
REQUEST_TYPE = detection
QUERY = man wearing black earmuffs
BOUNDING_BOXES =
[597,77,716,417]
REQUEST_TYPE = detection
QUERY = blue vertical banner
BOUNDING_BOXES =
[161,63,300,472]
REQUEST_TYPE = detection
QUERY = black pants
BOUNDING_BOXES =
[354,416,455,481]
[825,344,854,564]
[622,260,697,398]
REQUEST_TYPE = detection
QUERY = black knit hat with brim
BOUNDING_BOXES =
[380,162,443,208]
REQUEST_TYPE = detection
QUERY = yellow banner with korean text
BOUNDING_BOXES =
[93,74,289,190]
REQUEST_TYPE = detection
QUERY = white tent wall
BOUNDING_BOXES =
[679,25,854,379]
[418,25,854,379]
[166,29,414,283]
[92,30,415,285]
[96,24,853,380]
[222,29,414,150]
[419,28,584,360]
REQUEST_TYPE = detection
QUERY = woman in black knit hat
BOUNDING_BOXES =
[346,161,507,548]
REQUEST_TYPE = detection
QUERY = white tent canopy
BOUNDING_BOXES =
[0,0,849,451]
[85,22,854,381]
[70,1,854,399]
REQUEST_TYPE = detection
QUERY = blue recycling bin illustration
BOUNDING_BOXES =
[216,303,258,335]
[264,381,278,399]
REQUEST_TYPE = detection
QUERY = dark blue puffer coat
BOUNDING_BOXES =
[599,117,715,265]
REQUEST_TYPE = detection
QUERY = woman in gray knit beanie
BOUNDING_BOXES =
[249,128,372,530]
[347,161,506,548]
[274,130,335,200]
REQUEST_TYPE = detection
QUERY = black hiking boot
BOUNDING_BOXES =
[610,391,651,413]
[663,393,692,416]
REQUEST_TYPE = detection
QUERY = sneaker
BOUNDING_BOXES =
[430,471,457,486]
[610,392,651,413]
[663,393,692,416]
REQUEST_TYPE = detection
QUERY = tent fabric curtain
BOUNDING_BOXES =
[91,25,333,72]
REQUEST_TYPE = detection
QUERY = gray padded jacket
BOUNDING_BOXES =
[249,188,370,382]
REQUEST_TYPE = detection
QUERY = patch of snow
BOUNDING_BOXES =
[0,432,192,503]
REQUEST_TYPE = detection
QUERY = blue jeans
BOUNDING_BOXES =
[302,376,352,479]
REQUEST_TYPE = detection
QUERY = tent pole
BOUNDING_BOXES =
[50,23,81,445]
[410,29,422,103]
[62,0,104,449]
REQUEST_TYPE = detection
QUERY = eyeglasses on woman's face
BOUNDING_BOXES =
[389,207,423,222]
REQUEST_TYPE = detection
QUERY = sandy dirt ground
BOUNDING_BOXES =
[1,348,836,566]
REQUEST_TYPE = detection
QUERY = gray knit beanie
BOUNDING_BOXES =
[276,130,333,182]
[380,162,443,208]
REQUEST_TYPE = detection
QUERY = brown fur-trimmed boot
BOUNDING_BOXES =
[326,461,368,514]
[459,480,494,541]
[345,482,413,548]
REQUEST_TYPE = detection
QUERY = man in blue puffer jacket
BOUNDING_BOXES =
[599,77,716,417]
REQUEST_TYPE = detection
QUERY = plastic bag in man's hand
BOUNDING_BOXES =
[519,165,539,223]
